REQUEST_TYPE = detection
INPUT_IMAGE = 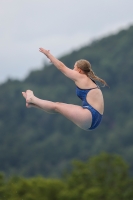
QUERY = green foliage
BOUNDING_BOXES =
[60,153,133,200]
[0,25,133,177]
[0,153,133,200]
[3,176,65,200]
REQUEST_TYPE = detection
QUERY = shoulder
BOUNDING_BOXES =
[75,76,97,89]
[61,66,84,81]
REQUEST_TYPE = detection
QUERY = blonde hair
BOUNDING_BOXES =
[76,59,108,87]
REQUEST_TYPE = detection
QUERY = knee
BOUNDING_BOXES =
[54,102,62,112]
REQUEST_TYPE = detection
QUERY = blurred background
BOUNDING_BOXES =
[0,0,133,199]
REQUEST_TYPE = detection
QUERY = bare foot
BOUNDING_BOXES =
[22,91,34,108]
[25,90,34,103]
[22,91,26,99]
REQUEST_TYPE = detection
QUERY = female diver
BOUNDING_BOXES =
[22,48,108,131]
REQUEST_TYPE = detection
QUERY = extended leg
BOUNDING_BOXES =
[22,90,92,130]
[22,91,56,114]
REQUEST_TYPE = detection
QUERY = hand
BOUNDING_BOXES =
[39,48,50,57]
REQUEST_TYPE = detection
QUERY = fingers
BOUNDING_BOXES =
[39,47,45,52]
[39,48,50,54]
[39,47,43,52]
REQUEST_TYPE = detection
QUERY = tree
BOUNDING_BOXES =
[59,153,133,200]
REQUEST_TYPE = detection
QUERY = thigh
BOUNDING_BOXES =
[55,102,92,130]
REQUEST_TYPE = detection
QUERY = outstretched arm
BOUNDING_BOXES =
[39,48,65,71]
[39,48,80,81]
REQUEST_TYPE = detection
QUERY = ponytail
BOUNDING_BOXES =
[76,59,108,87]
[88,69,108,87]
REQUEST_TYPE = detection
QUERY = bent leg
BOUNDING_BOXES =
[22,90,92,130]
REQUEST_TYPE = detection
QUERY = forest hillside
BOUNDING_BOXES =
[0,25,133,177]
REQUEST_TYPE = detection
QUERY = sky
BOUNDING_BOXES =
[0,0,133,83]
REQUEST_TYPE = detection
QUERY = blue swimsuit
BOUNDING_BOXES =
[76,86,103,130]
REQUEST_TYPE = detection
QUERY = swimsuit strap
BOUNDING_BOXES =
[76,85,100,90]
[89,86,99,90]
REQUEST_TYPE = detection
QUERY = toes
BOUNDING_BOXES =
[26,102,31,108]
[22,92,26,99]
[22,91,32,108]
